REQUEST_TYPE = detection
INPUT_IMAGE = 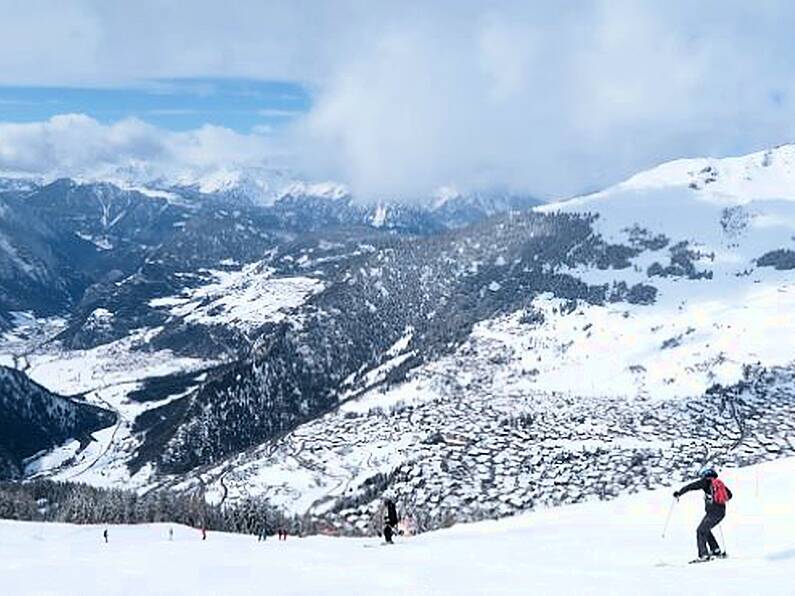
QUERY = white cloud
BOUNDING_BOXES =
[3,1,795,199]
[293,1,795,199]
[258,109,302,118]
[0,115,280,184]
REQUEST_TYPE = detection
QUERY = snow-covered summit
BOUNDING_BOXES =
[517,144,795,402]
[431,185,463,209]
[0,162,333,206]
[0,175,42,193]
[277,180,351,201]
[0,155,542,221]
[565,144,795,206]
[627,145,795,200]
[539,144,795,249]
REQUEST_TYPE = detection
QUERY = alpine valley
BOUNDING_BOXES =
[2,147,795,534]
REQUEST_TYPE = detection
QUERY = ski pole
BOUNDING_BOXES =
[719,524,727,553]
[662,498,677,538]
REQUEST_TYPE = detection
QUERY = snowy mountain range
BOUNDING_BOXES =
[0,174,539,332]
[2,146,795,534]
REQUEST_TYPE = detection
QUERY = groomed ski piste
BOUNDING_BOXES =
[2,457,793,595]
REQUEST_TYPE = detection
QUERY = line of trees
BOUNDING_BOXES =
[0,480,298,536]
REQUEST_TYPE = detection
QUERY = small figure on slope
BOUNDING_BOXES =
[383,496,399,544]
[673,467,733,563]
[103,528,108,544]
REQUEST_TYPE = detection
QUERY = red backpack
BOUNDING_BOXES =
[711,478,731,505]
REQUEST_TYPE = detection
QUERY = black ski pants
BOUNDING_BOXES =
[696,507,725,557]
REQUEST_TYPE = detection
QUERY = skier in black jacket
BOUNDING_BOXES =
[673,467,733,562]
[383,497,399,544]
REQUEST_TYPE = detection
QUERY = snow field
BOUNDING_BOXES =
[149,264,324,333]
[2,456,794,595]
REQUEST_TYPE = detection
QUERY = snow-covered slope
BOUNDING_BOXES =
[527,144,795,398]
[0,366,116,479]
[149,263,324,334]
[0,324,215,488]
[2,456,794,595]
[544,144,795,247]
[610,144,795,199]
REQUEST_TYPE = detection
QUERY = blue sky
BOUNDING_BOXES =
[0,79,311,132]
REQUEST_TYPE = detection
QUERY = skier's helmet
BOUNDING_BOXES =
[698,466,718,479]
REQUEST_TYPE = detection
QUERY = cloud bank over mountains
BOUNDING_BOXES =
[0,115,279,186]
[2,1,795,199]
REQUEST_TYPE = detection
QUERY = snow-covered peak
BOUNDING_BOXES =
[166,166,296,204]
[277,180,351,201]
[370,204,388,227]
[175,168,263,194]
[0,175,44,193]
[528,144,795,403]
[0,162,299,205]
[539,144,795,247]
[590,144,795,202]
[431,185,463,209]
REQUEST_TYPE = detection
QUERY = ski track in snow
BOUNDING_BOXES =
[2,456,795,595]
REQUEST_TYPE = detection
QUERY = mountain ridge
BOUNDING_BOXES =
[0,366,116,480]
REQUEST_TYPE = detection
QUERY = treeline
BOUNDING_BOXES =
[0,480,299,536]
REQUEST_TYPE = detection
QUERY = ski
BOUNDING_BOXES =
[688,553,728,565]
[364,541,403,548]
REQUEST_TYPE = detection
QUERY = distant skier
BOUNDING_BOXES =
[168,527,174,541]
[673,467,733,562]
[202,527,207,541]
[382,496,399,544]
[103,529,108,544]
